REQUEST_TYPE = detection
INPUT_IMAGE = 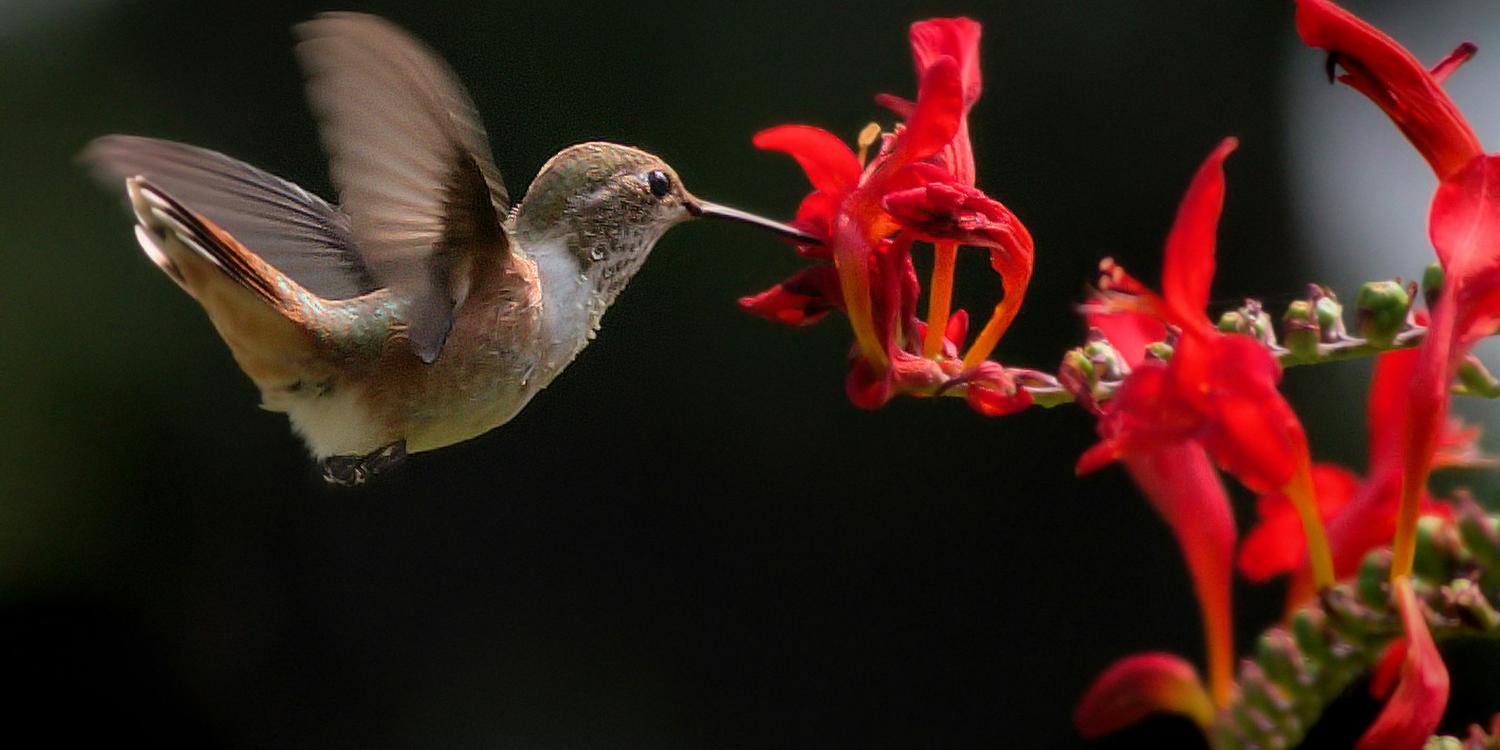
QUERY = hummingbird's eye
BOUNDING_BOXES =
[646,169,672,199]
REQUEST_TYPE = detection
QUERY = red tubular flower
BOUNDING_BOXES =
[1078,139,1337,587]
[1296,0,1482,181]
[1238,349,1480,608]
[741,18,1036,414]
[1294,3,1495,742]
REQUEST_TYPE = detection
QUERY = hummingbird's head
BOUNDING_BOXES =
[514,142,817,303]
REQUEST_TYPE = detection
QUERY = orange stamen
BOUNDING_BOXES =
[1284,457,1336,589]
[923,242,959,358]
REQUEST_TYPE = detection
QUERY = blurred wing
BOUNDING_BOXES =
[83,135,375,300]
[296,12,510,363]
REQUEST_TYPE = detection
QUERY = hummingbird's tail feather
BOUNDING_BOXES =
[125,178,344,392]
[129,178,284,305]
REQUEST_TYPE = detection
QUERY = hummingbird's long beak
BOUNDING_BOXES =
[688,200,823,246]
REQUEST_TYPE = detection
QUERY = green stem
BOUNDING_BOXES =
[1017,325,1500,410]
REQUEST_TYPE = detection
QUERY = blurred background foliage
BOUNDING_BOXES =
[0,0,1495,746]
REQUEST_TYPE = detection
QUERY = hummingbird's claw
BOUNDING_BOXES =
[320,439,408,487]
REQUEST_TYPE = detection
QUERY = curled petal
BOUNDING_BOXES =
[909,18,982,105]
[1355,576,1450,750]
[1074,652,1215,738]
[881,181,1030,251]
[753,125,863,196]
[737,265,844,326]
[907,18,982,183]
[1296,0,1482,180]
[791,192,841,257]
[846,355,892,410]
[1161,138,1237,334]
[896,56,965,168]
[957,361,1033,416]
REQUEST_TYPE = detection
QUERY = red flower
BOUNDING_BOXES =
[741,18,1035,413]
[1077,139,1337,587]
[1296,0,1481,181]
[1294,2,1496,743]
[1238,349,1480,608]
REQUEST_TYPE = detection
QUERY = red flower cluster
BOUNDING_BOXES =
[1298,0,1500,744]
[741,18,1035,414]
[1239,347,1482,608]
[1073,140,1335,733]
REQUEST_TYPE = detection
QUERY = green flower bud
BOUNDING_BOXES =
[1240,300,1278,348]
[1061,347,1094,386]
[1355,280,1410,349]
[1311,286,1347,343]
[1422,261,1444,310]
[1456,356,1500,398]
[1217,310,1245,333]
[1282,300,1320,361]
[1146,341,1174,361]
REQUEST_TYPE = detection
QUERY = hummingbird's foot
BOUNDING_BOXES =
[320,440,407,486]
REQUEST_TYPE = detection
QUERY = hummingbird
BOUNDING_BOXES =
[84,12,815,485]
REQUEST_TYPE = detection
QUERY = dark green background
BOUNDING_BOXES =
[1,0,1495,746]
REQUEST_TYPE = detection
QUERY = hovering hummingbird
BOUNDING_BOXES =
[85,12,815,485]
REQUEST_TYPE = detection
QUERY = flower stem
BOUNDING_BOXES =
[923,242,959,358]
[1019,325,1500,409]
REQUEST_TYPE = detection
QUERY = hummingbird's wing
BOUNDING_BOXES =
[83,136,376,300]
[295,12,511,364]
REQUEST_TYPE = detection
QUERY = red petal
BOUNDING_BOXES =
[1430,155,1500,349]
[753,125,862,197]
[944,308,970,351]
[1237,464,1359,582]
[846,356,892,409]
[1370,637,1408,700]
[1296,0,1482,180]
[962,362,1033,417]
[1074,652,1215,738]
[874,93,916,120]
[907,18,982,184]
[1161,138,1237,334]
[898,56,965,167]
[1089,309,1168,369]
[1355,576,1450,750]
[1123,443,1237,705]
[1198,335,1301,494]
[1368,349,1422,468]
[881,181,1032,253]
[737,265,844,326]
[909,18,982,105]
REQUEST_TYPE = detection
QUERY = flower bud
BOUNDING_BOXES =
[1310,285,1347,343]
[1146,341,1174,361]
[1081,337,1127,382]
[1422,262,1444,311]
[1456,356,1500,398]
[1282,300,1320,361]
[1355,280,1410,349]
[1217,310,1244,334]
